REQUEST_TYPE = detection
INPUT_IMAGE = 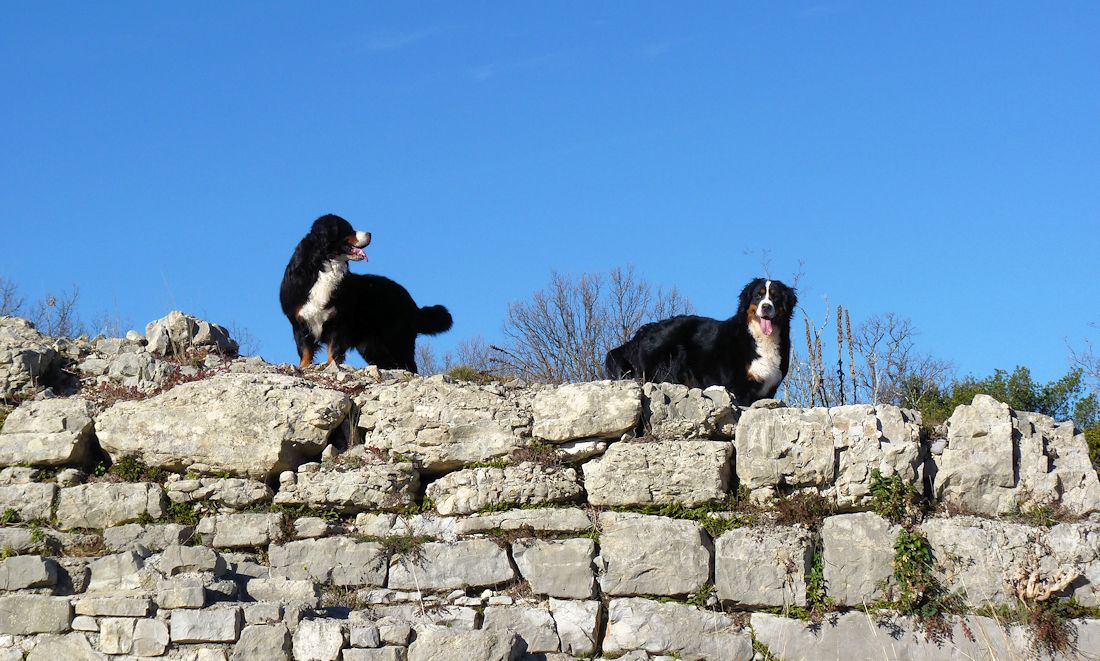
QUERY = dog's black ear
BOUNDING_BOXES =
[784,285,798,316]
[738,278,762,311]
[313,214,352,244]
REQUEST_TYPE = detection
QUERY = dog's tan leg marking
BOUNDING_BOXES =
[300,346,314,369]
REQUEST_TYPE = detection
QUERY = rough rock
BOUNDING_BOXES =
[426,462,582,516]
[145,310,238,357]
[387,539,515,591]
[454,507,592,536]
[55,482,166,530]
[0,398,94,466]
[74,596,154,617]
[273,463,420,513]
[196,512,283,548]
[532,380,642,442]
[104,522,195,552]
[715,526,813,607]
[934,395,1100,516]
[922,516,1100,607]
[0,595,72,634]
[821,512,899,605]
[549,598,599,657]
[158,543,226,576]
[171,606,242,643]
[242,577,322,607]
[356,375,533,471]
[602,597,752,661]
[269,537,387,587]
[343,649,404,661]
[23,633,105,661]
[735,404,922,507]
[642,382,739,439]
[0,317,61,399]
[482,605,560,653]
[0,555,57,590]
[95,373,351,479]
[229,624,290,660]
[583,440,732,507]
[166,476,274,509]
[292,617,346,661]
[597,512,711,597]
[512,537,595,599]
[406,625,521,661]
[86,551,154,592]
[0,482,57,522]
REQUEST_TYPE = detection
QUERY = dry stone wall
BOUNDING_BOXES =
[1,312,1100,660]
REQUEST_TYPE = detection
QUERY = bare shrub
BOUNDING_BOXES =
[27,286,85,337]
[0,276,24,316]
[493,266,693,383]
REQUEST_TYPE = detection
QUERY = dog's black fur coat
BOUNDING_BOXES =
[605,278,797,404]
[279,214,451,372]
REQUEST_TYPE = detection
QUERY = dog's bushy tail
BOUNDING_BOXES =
[418,305,453,336]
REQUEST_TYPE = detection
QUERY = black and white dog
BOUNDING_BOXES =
[279,214,370,368]
[279,214,452,371]
[605,278,797,404]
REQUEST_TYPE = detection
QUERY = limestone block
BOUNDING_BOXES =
[357,376,533,471]
[273,463,420,513]
[387,539,515,591]
[532,380,642,442]
[602,597,752,661]
[56,482,166,530]
[171,606,242,643]
[406,625,520,661]
[821,512,899,605]
[482,605,560,653]
[95,373,350,479]
[597,512,711,597]
[292,618,347,661]
[0,554,57,590]
[583,439,732,507]
[0,595,72,634]
[426,462,582,515]
[549,598,600,657]
[0,398,94,466]
[512,537,595,599]
[197,513,282,548]
[715,526,813,608]
[0,482,57,521]
[269,537,386,587]
[735,404,922,508]
[643,382,739,439]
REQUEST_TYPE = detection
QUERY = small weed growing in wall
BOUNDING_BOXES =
[0,508,18,525]
[888,529,962,642]
[804,538,832,622]
[774,491,835,528]
[686,583,716,609]
[869,469,921,525]
[108,455,168,483]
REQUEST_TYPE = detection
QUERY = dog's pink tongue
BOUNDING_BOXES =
[761,318,773,336]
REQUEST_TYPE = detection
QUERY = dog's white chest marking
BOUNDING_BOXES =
[298,259,347,339]
[748,322,783,396]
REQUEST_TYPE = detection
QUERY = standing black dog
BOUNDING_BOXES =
[605,278,797,404]
[326,273,452,373]
[279,214,452,371]
[280,214,371,368]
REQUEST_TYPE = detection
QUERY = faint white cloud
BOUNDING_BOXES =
[796,2,851,20]
[468,64,497,82]
[643,37,691,60]
[361,26,448,52]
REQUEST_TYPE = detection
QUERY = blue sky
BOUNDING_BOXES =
[2,2,1098,382]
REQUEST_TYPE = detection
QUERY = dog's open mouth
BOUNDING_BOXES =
[759,316,774,336]
[342,244,367,261]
